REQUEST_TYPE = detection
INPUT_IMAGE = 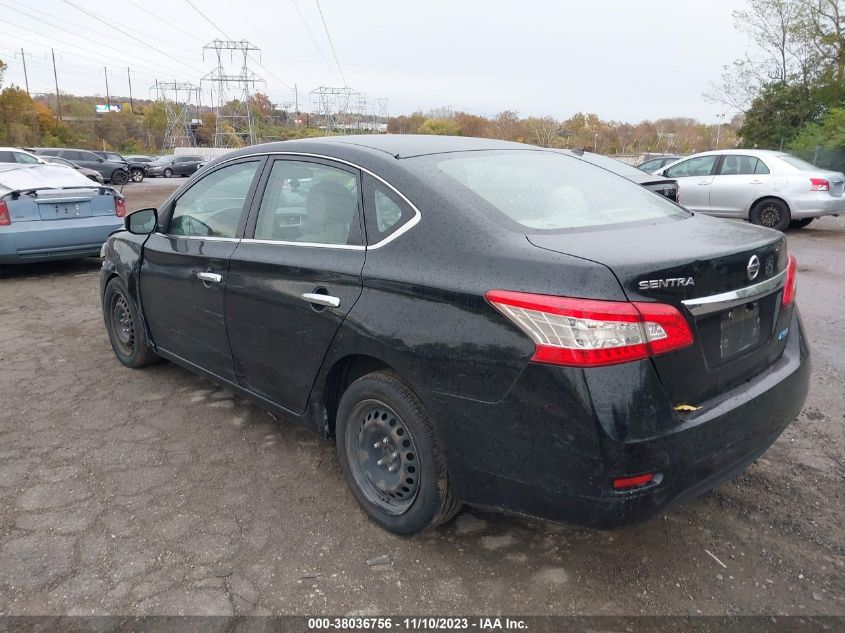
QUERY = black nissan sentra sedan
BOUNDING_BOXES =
[100,135,810,535]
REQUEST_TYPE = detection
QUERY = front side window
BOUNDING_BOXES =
[665,155,718,178]
[168,161,259,238]
[638,159,661,171]
[63,150,85,161]
[434,150,687,231]
[254,159,361,245]
[14,152,39,164]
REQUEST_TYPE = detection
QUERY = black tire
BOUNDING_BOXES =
[129,168,145,183]
[163,168,173,178]
[102,277,159,368]
[335,371,461,535]
[111,169,129,186]
[789,218,814,229]
[750,198,791,231]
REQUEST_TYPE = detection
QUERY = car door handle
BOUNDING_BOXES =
[302,292,340,308]
[196,271,222,283]
[697,180,711,185]
[749,180,764,185]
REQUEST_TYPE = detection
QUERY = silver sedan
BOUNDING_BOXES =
[656,149,844,230]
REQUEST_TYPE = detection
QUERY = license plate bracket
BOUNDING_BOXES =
[720,302,761,359]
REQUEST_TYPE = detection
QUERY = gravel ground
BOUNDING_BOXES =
[0,179,842,616]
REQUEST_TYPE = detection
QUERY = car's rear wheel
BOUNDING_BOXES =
[111,169,129,186]
[103,277,159,368]
[130,168,145,183]
[789,218,814,229]
[750,198,791,231]
[163,168,173,178]
[335,371,461,535]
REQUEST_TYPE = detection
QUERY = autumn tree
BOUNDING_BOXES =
[417,118,461,135]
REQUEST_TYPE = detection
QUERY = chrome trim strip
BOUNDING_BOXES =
[154,232,240,242]
[241,238,365,250]
[207,151,422,250]
[681,269,787,316]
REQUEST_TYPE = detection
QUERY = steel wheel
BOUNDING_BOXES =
[110,292,135,357]
[759,203,782,228]
[345,399,421,515]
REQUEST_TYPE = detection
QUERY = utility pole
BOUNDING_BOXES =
[715,113,725,149]
[294,83,298,122]
[104,67,111,111]
[51,48,61,124]
[127,68,134,114]
[16,48,30,96]
[594,133,598,153]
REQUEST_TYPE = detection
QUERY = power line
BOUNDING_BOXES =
[183,0,232,39]
[314,0,346,86]
[290,0,339,82]
[61,0,206,77]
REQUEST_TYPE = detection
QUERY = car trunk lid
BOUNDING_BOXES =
[527,214,793,406]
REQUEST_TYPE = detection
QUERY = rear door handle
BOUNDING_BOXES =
[697,180,711,185]
[302,292,340,308]
[749,180,763,184]
[196,271,222,283]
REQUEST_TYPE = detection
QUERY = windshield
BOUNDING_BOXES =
[777,154,819,171]
[435,151,687,230]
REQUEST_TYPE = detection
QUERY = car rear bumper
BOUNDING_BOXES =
[790,193,845,218]
[420,309,810,528]
[0,217,122,264]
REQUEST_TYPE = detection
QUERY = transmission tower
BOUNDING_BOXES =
[310,86,359,134]
[202,39,264,148]
[153,80,198,150]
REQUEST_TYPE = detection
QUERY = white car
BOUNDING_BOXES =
[0,147,46,165]
[656,149,844,230]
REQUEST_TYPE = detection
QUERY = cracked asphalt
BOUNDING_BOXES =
[0,179,842,616]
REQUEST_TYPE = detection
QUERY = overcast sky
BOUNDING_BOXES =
[0,0,751,123]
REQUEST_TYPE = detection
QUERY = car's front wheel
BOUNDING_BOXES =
[789,218,814,229]
[750,198,791,231]
[130,168,145,183]
[103,277,159,368]
[335,371,461,535]
[111,169,129,186]
[163,168,173,178]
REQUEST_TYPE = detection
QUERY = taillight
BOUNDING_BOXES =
[613,473,655,490]
[0,200,10,226]
[485,290,694,367]
[810,178,829,191]
[115,197,127,217]
[782,254,797,306]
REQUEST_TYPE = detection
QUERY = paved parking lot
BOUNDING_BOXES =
[0,180,842,616]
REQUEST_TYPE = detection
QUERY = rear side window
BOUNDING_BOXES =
[718,155,770,176]
[0,151,15,163]
[168,161,260,238]
[63,150,86,161]
[363,174,415,243]
[253,159,361,245]
[435,150,686,231]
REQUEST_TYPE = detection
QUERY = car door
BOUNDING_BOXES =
[139,158,264,382]
[708,154,772,217]
[64,150,104,177]
[224,156,366,413]
[184,157,202,175]
[663,155,719,212]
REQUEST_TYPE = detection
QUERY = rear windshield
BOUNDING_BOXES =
[435,151,687,230]
[777,154,818,171]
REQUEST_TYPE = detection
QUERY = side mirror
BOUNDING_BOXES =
[126,208,158,235]
[98,158,105,163]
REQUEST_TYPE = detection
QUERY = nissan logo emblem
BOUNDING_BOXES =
[747,255,761,281]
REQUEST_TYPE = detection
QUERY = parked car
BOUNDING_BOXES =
[0,163,125,270]
[566,150,679,202]
[124,155,156,164]
[637,155,683,173]
[145,155,204,178]
[100,135,808,535]
[0,147,46,165]
[40,155,105,184]
[33,148,130,185]
[93,151,147,183]
[656,149,845,230]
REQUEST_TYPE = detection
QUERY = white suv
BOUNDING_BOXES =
[0,147,46,165]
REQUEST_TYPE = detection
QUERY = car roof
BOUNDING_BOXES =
[229,134,532,160]
[678,149,785,158]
